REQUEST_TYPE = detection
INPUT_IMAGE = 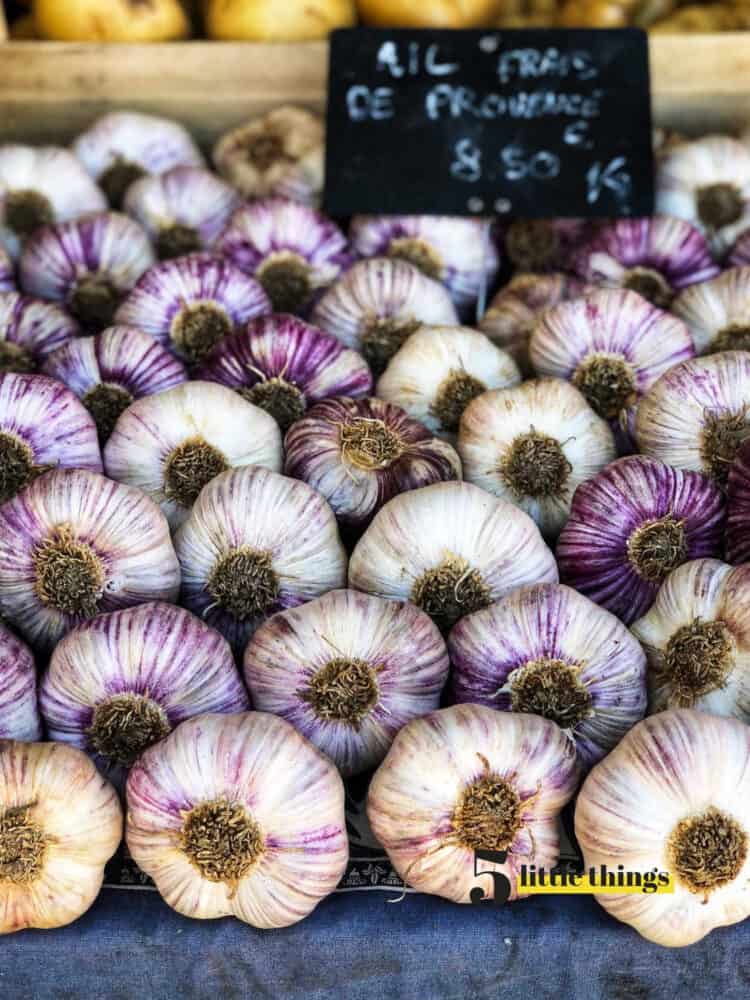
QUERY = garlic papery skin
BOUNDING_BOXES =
[557,456,726,625]
[349,481,557,632]
[174,466,347,653]
[367,705,577,903]
[126,712,347,926]
[195,313,372,432]
[458,379,616,539]
[284,396,461,530]
[115,253,271,366]
[39,602,249,788]
[655,136,750,259]
[375,325,520,440]
[311,258,459,377]
[728,438,750,564]
[0,468,180,653]
[42,325,189,444]
[123,167,242,260]
[635,351,750,487]
[0,145,106,260]
[72,112,204,210]
[20,213,156,333]
[0,292,80,374]
[729,229,750,268]
[671,267,750,355]
[502,218,590,273]
[212,106,324,206]
[0,244,13,292]
[575,710,750,946]
[217,198,350,315]
[104,380,282,532]
[0,622,41,741]
[243,589,448,777]
[0,372,103,504]
[349,215,499,314]
[0,740,122,934]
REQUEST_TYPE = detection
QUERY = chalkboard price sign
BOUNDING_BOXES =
[324,28,654,219]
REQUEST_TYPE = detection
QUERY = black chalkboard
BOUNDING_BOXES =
[324,28,654,219]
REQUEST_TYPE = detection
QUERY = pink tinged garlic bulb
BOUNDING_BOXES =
[449,584,646,771]
[727,438,750,563]
[115,253,271,366]
[672,267,750,356]
[458,379,616,539]
[557,456,726,625]
[243,589,449,777]
[195,313,373,432]
[0,623,41,741]
[0,740,122,934]
[126,712,348,927]
[728,229,750,268]
[367,705,578,903]
[501,218,590,273]
[0,292,80,374]
[0,468,180,653]
[20,213,156,333]
[103,381,282,532]
[174,466,347,653]
[575,710,750,946]
[0,244,13,292]
[349,481,558,632]
[42,325,188,444]
[284,397,461,530]
[310,258,459,377]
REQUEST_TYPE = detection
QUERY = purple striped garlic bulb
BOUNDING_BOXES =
[0,292,80,373]
[195,313,372,432]
[727,438,750,563]
[671,267,750,355]
[0,469,180,653]
[557,455,726,625]
[243,589,449,777]
[104,381,282,532]
[367,705,578,903]
[311,258,458,376]
[728,229,750,268]
[0,622,41,741]
[0,372,102,504]
[458,379,616,539]
[0,244,13,292]
[40,602,249,788]
[284,397,461,530]
[20,213,155,333]
[115,253,271,365]
[349,481,557,632]
[72,112,204,209]
[0,145,106,260]
[502,218,590,273]
[42,325,188,443]
[449,583,646,770]
[123,167,242,260]
[174,466,347,653]
[126,712,347,927]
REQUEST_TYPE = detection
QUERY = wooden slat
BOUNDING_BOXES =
[0,7,8,44]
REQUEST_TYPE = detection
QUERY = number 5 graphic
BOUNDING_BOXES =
[469,848,512,905]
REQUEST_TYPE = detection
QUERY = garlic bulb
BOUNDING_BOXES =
[728,229,750,268]
[635,351,750,487]
[104,380,282,532]
[42,325,188,444]
[174,466,347,652]
[0,623,41,741]
[212,106,324,205]
[195,313,372,432]
[115,253,271,366]
[450,583,646,770]
[0,244,13,292]
[375,325,520,439]
[655,135,750,258]
[671,267,750,355]
[0,372,102,504]
[350,215,499,313]
[458,379,616,538]
[0,468,180,653]
[728,438,750,564]
[73,112,204,210]
[284,396,461,530]
[557,455,726,625]
[311,258,458,376]
[0,740,122,934]
[0,145,106,260]
[367,704,578,903]
[243,589,448,777]
[349,481,557,631]
[123,167,242,260]
[20,213,155,333]
[217,198,350,315]
[503,218,590,273]
[575,710,750,946]
[126,712,347,926]
[0,292,80,374]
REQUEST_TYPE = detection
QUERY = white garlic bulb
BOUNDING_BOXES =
[672,266,750,355]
